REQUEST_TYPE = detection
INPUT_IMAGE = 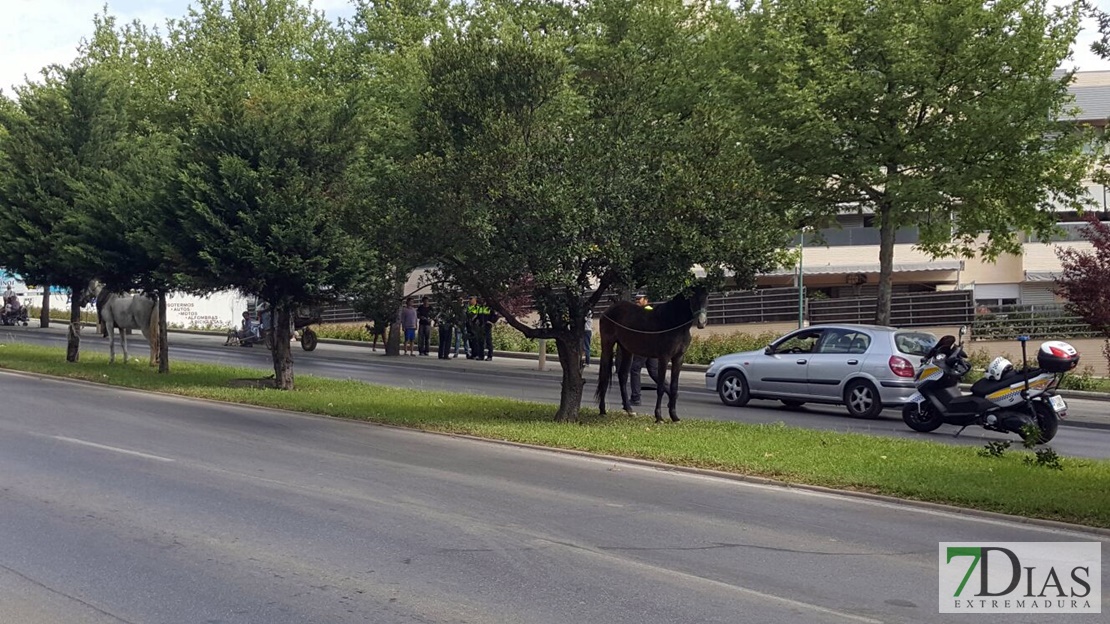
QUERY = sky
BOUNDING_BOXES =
[1,0,1109,96]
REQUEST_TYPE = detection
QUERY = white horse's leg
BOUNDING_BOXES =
[108,326,116,364]
[120,327,129,364]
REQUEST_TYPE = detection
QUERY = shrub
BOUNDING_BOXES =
[685,332,780,365]
[314,322,372,342]
[1059,365,1099,392]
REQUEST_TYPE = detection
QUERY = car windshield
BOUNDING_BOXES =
[894,331,937,357]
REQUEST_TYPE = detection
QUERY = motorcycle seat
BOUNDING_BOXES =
[970,369,1041,397]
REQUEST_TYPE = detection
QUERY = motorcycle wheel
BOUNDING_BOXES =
[1022,402,1059,445]
[902,402,943,433]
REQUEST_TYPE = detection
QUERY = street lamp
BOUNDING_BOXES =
[796,229,806,329]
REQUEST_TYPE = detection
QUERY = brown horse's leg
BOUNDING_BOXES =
[668,355,684,422]
[596,332,616,415]
[653,358,668,423]
[647,357,669,397]
[617,346,635,414]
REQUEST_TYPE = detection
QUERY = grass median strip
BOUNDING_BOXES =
[3,342,1109,529]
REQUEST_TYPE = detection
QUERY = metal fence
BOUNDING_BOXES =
[324,287,1088,334]
[971,304,1099,340]
[808,290,974,327]
[705,287,802,325]
[317,301,365,324]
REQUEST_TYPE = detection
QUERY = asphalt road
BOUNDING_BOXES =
[5,326,1110,460]
[1,372,1107,624]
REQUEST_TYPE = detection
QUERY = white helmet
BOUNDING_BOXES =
[986,357,1014,381]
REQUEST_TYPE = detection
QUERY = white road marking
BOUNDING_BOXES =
[539,537,886,624]
[52,436,175,463]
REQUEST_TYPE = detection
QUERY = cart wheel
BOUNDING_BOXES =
[301,328,318,351]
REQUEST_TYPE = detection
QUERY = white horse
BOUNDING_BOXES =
[86,281,161,365]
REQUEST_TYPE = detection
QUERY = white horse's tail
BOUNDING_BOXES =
[149,297,161,365]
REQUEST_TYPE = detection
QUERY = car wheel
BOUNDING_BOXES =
[781,400,806,409]
[844,380,882,419]
[717,370,750,407]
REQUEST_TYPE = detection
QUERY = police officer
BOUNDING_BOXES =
[466,295,484,360]
[629,292,659,406]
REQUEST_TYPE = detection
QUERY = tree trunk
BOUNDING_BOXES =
[271,305,295,390]
[553,333,585,422]
[385,279,404,356]
[66,287,82,362]
[157,292,169,374]
[40,288,50,328]
[875,199,896,326]
[386,305,402,356]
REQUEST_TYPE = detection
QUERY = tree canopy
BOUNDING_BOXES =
[405,0,796,419]
[731,0,1101,324]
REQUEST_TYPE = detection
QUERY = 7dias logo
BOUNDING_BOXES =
[939,542,1101,614]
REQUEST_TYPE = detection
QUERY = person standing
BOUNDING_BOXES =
[436,298,454,360]
[452,295,469,358]
[629,293,659,406]
[400,298,418,356]
[416,296,434,356]
[257,301,273,349]
[466,295,484,360]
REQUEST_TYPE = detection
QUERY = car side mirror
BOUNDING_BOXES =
[764,346,773,355]
[958,325,967,338]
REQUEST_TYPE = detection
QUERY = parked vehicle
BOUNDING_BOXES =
[1,298,29,326]
[705,324,938,418]
[902,329,1077,444]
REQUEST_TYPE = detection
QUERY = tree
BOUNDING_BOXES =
[343,0,457,357]
[406,0,794,421]
[1054,214,1110,371]
[1088,0,1110,59]
[79,14,187,372]
[732,0,1101,325]
[165,0,381,389]
[0,64,149,361]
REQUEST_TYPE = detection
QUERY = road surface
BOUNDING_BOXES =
[1,373,1106,623]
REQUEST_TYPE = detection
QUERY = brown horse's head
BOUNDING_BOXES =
[689,284,709,329]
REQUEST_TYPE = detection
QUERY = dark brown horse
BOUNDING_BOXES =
[594,285,709,422]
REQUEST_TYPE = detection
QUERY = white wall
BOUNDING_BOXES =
[164,291,250,329]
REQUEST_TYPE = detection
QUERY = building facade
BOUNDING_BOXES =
[751,70,1110,312]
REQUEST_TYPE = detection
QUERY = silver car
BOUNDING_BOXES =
[704,324,937,418]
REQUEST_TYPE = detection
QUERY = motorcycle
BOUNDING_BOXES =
[901,328,1079,444]
[1,300,29,326]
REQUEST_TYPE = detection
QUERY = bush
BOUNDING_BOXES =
[489,326,777,364]
[1059,366,1100,392]
[314,322,372,342]
[685,332,780,365]
[25,306,99,325]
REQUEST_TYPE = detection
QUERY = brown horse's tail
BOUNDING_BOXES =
[594,329,613,404]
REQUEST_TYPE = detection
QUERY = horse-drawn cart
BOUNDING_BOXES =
[294,305,322,351]
[261,304,323,351]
